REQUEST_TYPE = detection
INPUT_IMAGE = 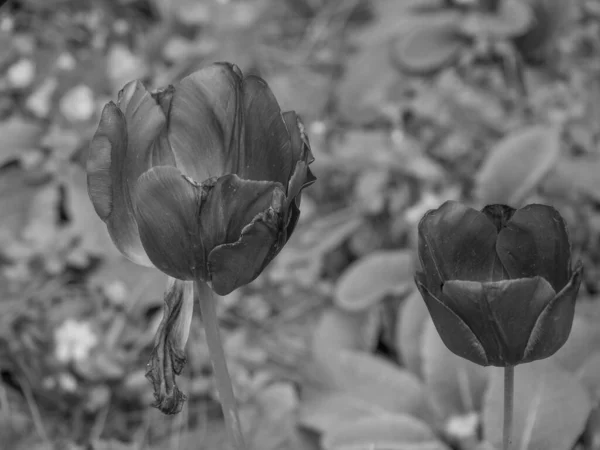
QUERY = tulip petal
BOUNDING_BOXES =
[443,277,555,366]
[482,277,554,365]
[497,204,571,291]
[523,262,583,363]
[240,76,294,186]
[168,63,243,182]
[441,279,504,366]
[198,174,285,254]
[208,209,283,295]
[418,201,500,287]
[87,89,175,266]
[133,166,210,281]
[146,278,194,414]
[415,272,489,366]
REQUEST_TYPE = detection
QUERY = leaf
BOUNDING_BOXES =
[269,208,364,286]
[298,390,390,435]
[459,0,533,39]
[422,319,489,419]
[395,289,429,377]
[577,352,600,400]
[549,314,600,373]
[315,349,435,424]
[515,0,576,62]
[322,414,449,450]
[312,307,380,360]
[475,124,562,206]
[337,44,402,125]
[56,162,121,263]
[552,157,600,202]
[334,250,414,312]
[483,360,593,450]
[390,15,465,75]
[0,117,43,167]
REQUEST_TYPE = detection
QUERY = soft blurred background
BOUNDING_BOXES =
[1,0,600,449]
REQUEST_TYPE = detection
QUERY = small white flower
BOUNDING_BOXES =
[54,318,98,364]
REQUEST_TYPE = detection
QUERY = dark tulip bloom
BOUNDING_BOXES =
[415,201,582,367]
[86,63,315,413]
[87,62,315,296]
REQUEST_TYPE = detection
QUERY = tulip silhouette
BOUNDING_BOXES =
[87,62,315,449]
[415,201,582,367]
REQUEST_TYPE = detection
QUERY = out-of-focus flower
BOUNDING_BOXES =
[86,62,315,414]
[415,201,582,367]
[54,318,98,364]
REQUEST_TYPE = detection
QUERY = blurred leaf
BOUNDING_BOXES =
[315,349,435,424]
[395,289,429,377]
[269,208,364,286]
[577,352,600,400]
[549,314,600,373]
[57,163,121,263]
[350,0,438,47]
[553,157,600,202]
[334,250,414,312]
[0,117,43,167]
[268,70,330,122]
[515,0,575,62]
[322,414,449,450]
[299,390,388,435]
[483,360,592,450]
[390,15,465,75]
[337,44,401,125]
[422,319,489,419]
[475,124,562,206]
[459,0,533,39]
[312,307,380,359]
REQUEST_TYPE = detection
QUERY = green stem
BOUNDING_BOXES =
[195,281,246,450]
[503,365,514,450]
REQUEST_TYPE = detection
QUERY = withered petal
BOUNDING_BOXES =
[146,278,194,414]
[415,272,489,366]
[87,98,172,267]
[208,209,284,296]
[523,262,583,363]
[168,63,243,182]
[198,174,285,253]
[497,204,572,291]
[133,166,211,281]
[240,76,294,186]
[418,201,499,288]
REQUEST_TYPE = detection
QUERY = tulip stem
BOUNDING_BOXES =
[195,281,247,450]
[503,365,514,450]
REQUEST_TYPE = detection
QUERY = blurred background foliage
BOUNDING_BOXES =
[1,0,600,449]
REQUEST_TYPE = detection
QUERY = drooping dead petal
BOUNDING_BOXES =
[146,278,194,414]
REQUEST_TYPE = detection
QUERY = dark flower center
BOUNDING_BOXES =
[481,204,516,232]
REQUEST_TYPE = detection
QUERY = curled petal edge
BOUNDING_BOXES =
[415,272,489,366]
[522,262,583,364]
[146,278,194,414]
[208,189,285,296]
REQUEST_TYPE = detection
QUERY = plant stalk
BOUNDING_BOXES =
[503,365,514,450]
[195,281,246,450]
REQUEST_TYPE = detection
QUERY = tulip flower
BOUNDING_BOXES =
[415,201,582,368]
[86,62,315,449]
